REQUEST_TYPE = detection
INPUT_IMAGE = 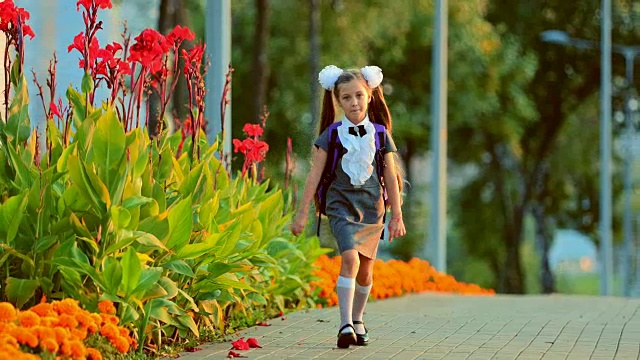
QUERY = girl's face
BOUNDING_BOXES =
[336,79,371,123]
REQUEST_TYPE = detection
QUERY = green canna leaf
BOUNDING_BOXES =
[135,232,169,252]
[131,267,163,298]
[177,314,199,338]
[111,206,132,230]
[179,162,204,199]
[81,71,94,94]
[67,155,109,214]
[93,108,126,178]
[5,76,30,144]
[5,141,34,188]
[162,260,195,278]
[0,191,28,245]
[122,196,154,210]
[6,277,39,309]
[103,257,123,295]
[56,142,76,173]
[166,197,192,250]
[120,247,142,297]
[67,85,87,123]
[138,213,169,242]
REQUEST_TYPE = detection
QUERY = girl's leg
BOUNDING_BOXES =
[353,253,374,334]
[337,249,359,333]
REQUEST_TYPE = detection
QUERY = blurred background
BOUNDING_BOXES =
[10,0,640,296]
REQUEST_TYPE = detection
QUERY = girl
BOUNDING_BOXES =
[291,65,406,349]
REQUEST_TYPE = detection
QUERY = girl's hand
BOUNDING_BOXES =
[291,212,308,236]
[388,217,406,241]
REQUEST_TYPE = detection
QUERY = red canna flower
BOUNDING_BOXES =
[182,44,205,75]
[49,101,61,119]
[0,1,34,39]
[233,138,246,154]
[129,28,170,74]
[231,338,250,350]
[246,338,262,348]
[166,25,195,46]
[227,350,247,358]
[76,0,112,11]
[243,123,264,137]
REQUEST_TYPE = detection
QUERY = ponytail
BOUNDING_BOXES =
[367,85,405,196]
[368,85,392,133]
[318,89,336,135]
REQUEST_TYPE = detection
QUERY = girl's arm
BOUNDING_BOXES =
[383,152,406,240]
[291,147,328,236]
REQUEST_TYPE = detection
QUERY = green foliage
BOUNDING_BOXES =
[0,72,329,353]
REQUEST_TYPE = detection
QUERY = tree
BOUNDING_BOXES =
[251,0,270,125]
[483,0,638,293]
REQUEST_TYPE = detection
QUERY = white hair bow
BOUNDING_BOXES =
[360,66,383,88]
[318,64,384,90]
[318,65,343,90]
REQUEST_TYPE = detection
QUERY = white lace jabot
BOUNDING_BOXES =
[337,116,376,186]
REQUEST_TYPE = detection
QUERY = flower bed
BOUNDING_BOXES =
[311,255,494,307]
[0,299,134,359]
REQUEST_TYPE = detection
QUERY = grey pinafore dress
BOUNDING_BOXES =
[314,125,397,259]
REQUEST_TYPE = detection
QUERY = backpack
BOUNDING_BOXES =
[315,121,388,237]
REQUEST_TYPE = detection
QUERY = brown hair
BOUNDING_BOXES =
[318,69,392,136]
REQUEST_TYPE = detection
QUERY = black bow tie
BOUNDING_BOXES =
[348,124,367,137]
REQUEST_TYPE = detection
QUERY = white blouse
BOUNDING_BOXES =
[337,115,377,186]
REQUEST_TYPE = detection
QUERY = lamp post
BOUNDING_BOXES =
[205,0,232,172]
[428,0,448,273]
[541,26,640,296]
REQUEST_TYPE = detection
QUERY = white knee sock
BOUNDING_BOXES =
[336,276,356,334]
[352,282,372,334]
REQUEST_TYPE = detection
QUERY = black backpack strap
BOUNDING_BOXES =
[374,125,388,240]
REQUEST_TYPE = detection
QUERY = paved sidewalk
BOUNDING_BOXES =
[173,293,640,359]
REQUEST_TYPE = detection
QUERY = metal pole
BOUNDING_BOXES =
[600,0,614,296]
[428,0,448,272]
[622,51,635,297]
[309,0,320,130]
[205,0,232,170]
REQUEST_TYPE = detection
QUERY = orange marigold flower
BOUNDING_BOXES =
[0,303,17,322]
[60,339,73,357]
[100,323,119,339]
[40,337,59,353]
[53,298,80,316]
[58,313,79,329]
[34,326,56,342]
[118,327,131,337]
[87,347,103,360]
[39,316,59,328]
[97,300,116,315]
[12,327,38,348]
[111,335,130,353]
[0,333,19,349]
[53,327,71,343]
[17,310,41,327]
[71,327,88,341]
[29,302,56,317]
[68,340,87,358]
[90,313,102,325]
[87,322,99,334]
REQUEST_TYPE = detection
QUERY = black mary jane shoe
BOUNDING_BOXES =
[353,320,369,346]
[337,324,357,349]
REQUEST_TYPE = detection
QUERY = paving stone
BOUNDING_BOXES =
[167,293,640,360]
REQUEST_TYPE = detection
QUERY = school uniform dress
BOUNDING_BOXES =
[314,116,397,260]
